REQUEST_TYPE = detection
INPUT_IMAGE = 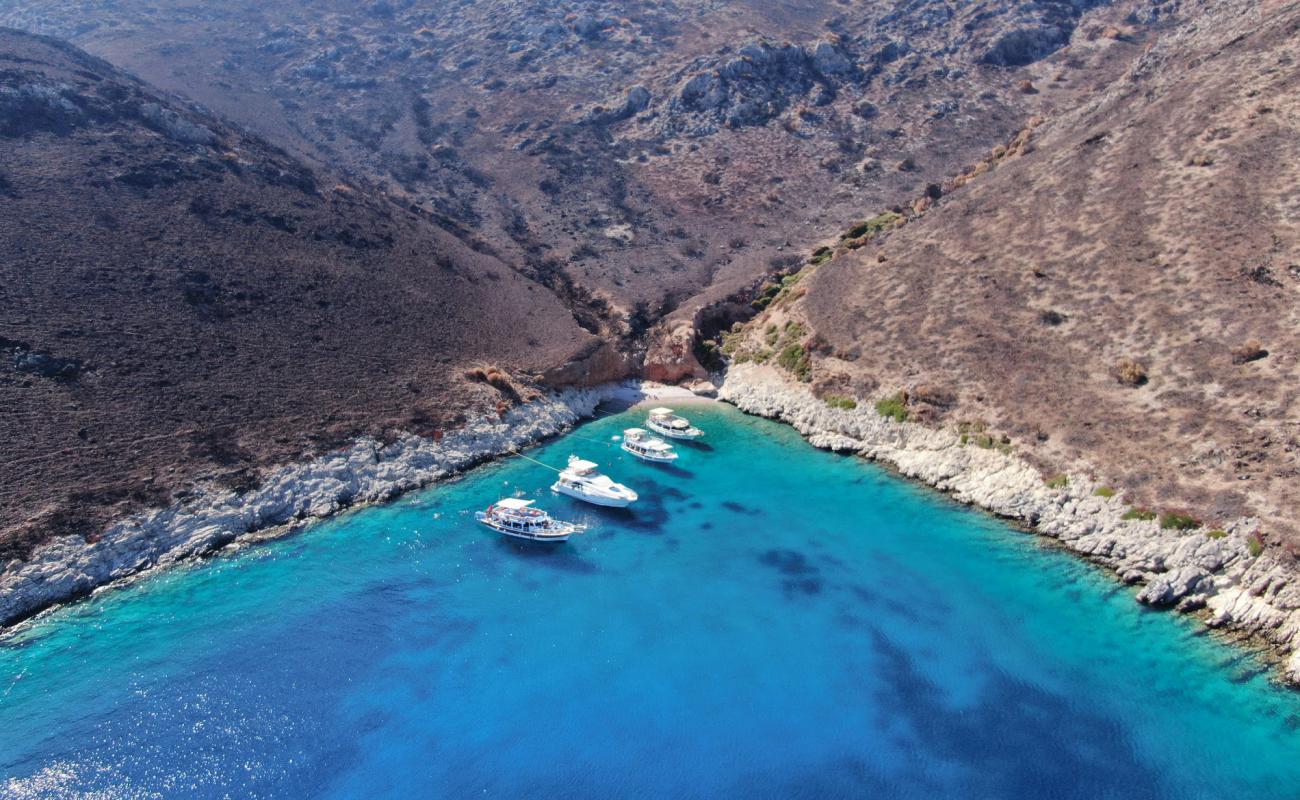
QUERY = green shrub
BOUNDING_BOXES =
[824,394,857,410]
[810,246,833,266]
[1092,486,1116,498]
[750,281,781,310]
[1122,508,1157,522]
[1045,474,1069,489]
[776,344,803,370]
[693,339,724,372]
[841,211,904,242]
[1247,533,1265,558]
[875,393,909,422]
[1205,529,1228,540]
[764,271,808,309]
[1159,511,1202,531]
[776,344,811,381]
[764,324,780,347]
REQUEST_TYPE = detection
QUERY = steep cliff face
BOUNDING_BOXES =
[0,29,601,560]
[731,0,1300,551]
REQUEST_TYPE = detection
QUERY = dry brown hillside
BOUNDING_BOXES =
[0,29,598,560]
[0,0,1151,377]
[746,0,1300,545]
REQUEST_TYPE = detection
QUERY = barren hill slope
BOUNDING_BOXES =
[0,28,599,560]
[738,0,1300,545]
[0,0,1153,377]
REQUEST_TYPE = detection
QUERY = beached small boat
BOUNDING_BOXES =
[475,498,580,542]
[551,455,638,508]
[621,427,678,463]
[646,407,704,440]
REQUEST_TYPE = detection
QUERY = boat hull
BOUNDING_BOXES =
[621,442,678,463]
[475,512,573,542]
[552,482,636,508]
[646,419,703,440]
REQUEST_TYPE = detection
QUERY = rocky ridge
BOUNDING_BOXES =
[720,362,1300,683]
[0,382,630,628]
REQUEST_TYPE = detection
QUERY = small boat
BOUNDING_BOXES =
[645,407,704,440]
[621,428,678,463]
[552,455,639,508]
[475,498,581,542]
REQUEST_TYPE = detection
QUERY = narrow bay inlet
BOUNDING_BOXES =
[5,404,1300,798]
[3,0,1300,796]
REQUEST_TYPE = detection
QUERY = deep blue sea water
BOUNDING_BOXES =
[3,403,1300,799]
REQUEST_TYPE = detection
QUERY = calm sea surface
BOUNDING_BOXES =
[3,404,1300,798]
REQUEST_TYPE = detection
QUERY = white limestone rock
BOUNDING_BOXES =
[0,382,626,627]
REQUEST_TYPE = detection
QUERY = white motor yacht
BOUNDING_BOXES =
[475,498,581,542]
[621,428,679,463]
[551,456,639,508]
[645,407,704,440]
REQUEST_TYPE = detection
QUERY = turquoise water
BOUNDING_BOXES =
[3,404,1300,798]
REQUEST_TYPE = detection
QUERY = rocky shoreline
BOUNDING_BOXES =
[0,382,665,630]
[718,363,1300,684]
[9,363,1300,685]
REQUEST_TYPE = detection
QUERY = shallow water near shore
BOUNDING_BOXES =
[3,403,1300,798]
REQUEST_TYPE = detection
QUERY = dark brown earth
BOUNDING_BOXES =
[0,29,603,560]
[730,0,1300,549]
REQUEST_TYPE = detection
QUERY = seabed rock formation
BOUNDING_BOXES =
[0,384,631,628]
[719,363,1300,684]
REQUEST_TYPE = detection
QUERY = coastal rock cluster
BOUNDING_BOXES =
[0,384,624,628]
[719,363,1300,683]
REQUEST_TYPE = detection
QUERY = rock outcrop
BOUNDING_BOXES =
[655,38,861,135]
[720,363,1300,683]
[642,320,708,384]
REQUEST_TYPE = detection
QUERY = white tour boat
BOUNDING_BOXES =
[475,498,581,542]
[551,455,639,508]
[645,407,704,440]
[621,428,679,463]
